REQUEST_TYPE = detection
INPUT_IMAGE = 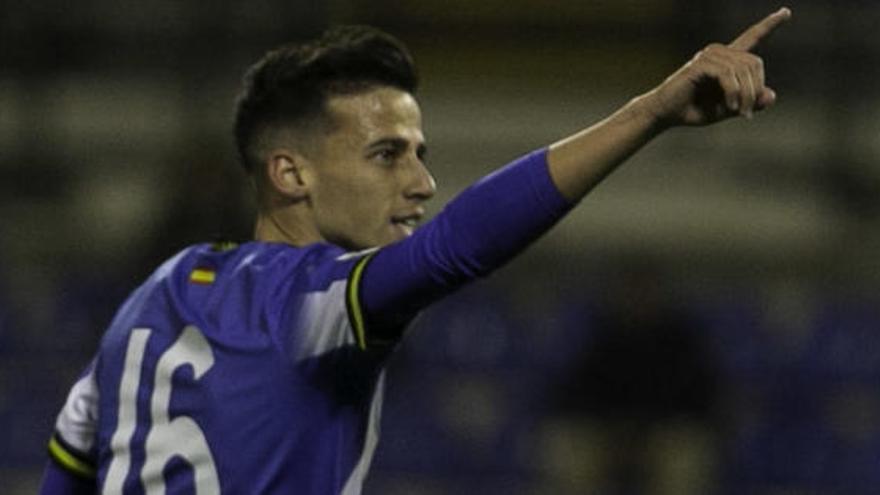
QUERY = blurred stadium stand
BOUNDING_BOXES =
[3,0,880,493]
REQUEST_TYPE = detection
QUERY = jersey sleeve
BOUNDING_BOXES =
[345,250,386,351]
[39,461,96,495]
[46,361,99,480]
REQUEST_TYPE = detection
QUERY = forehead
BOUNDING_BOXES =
[322,86,422,143]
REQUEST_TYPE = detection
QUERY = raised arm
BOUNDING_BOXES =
[547,7,792,201]
[352,8,793,349]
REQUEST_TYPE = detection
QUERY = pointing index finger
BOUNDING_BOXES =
[728,7,792,52]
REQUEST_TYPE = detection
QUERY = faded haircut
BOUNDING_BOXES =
[233,25,418,173]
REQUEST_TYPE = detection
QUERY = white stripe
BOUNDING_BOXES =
[55,362,100,453]
[294,280,356,360]
[335,247,378,262]
[341,373,386,495]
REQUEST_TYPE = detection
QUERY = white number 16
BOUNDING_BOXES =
[104,325,220,494]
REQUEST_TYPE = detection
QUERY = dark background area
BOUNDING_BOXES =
[2,1,880,493]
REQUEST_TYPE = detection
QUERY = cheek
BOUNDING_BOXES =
[317,175,393,229]
[348,189,385,222]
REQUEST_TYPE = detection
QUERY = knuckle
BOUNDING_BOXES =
[698,44,721,59]
[753,56,765,71]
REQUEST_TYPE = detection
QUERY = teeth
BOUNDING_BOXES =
[394,218,418,227]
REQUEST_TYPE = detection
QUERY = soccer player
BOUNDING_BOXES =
[40,7,792,495]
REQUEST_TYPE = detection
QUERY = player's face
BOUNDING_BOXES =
[307,86,436,250]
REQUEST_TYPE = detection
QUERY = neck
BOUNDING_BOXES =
[253,203,323,247]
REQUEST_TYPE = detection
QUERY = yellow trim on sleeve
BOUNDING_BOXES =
[48,436,96,478]
[347,254,374,351]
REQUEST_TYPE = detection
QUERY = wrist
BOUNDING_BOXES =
[625,90,672,136]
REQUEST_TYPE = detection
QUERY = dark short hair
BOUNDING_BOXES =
[234,25,418,173]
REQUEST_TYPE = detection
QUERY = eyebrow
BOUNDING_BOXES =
[367,137,428,157]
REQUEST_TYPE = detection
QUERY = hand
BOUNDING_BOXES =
[644,7,792,128]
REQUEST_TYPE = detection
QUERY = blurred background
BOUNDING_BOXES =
[2,0,880,493]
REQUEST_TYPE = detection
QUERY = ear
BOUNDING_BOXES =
[265,150,310,201]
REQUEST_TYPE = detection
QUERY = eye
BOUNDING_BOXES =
[372,148,399,163]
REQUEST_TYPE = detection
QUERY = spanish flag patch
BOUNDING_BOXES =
[190,267,216,285]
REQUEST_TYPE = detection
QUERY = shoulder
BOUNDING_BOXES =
[154,242,374,291]
[122,242,375,315]
[228,242,373,291]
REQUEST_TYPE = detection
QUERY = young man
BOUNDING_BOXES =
[41,8,791,494]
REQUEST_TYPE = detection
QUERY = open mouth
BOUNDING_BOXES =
[392,217,419,228]
[391,212,423,232]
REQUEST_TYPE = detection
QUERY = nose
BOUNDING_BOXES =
[404,160,436,202]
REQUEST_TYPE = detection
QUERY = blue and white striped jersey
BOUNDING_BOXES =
[50,241,384,494]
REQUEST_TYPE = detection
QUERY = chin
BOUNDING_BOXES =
[349,237,391,251]
[389,231,413,245]
[374,237,400,248]
[334,230,404,251]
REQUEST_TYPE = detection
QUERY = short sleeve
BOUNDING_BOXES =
[48,361,99,479]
